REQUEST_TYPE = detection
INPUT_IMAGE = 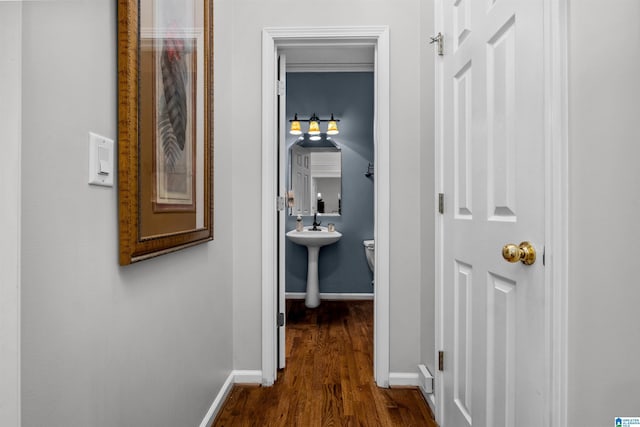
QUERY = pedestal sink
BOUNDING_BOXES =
[286,227,342,308]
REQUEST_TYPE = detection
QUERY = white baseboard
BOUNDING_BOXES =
[388,372,420,387]
[417,364,436,416]
[389,368,437,417]
[198,370,263,427]
[233,370,263,384]
[418,364,434,393]
[420,386,437,418]
[286,292,374,301]
[198,372,235,427]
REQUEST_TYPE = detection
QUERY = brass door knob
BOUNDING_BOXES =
[502,241,536,265]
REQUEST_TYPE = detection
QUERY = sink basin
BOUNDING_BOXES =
[286,227,342,247]
[286,226,342,308]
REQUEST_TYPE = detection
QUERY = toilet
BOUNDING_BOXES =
[363,240,375,285]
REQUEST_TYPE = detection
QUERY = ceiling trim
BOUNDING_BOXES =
[286,63,374,73]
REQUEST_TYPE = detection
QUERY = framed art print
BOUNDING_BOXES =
[118,0,213,265]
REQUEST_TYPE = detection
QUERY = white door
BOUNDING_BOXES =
[439,0,546,426]
[290,144,311,216]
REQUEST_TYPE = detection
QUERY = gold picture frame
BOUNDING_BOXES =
[118,0,213,265]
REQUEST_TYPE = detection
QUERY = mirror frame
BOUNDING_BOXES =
[117,0,214,265]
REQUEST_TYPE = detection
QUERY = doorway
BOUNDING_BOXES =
[280,56,376,365]
[261,26,391,387]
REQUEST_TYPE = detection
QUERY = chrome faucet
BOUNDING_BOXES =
[312,213,321,231]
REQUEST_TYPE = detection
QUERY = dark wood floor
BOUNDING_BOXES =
[213,300,437,427]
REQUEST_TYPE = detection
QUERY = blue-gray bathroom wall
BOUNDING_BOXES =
[286,72,374,294]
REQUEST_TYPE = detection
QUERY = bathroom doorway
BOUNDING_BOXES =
[261,27,391,387]
[280,54,376,362]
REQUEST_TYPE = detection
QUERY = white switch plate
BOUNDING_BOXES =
[88,132,114,187]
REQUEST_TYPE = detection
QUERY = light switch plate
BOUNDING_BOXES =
[88,132,114,187]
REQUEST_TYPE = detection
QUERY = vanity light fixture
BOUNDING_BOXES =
[289,113,340,136]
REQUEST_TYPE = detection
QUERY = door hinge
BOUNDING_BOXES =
[278,312,285,327]
[438,193,444,214]
[277,196,286,211]
[277,80,285,96]
[438,351,444,371]
[430,32,444,56]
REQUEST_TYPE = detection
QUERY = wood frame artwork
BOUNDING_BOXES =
[118,0,213,265]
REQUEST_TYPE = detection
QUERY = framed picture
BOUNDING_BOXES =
[118,0,213,265]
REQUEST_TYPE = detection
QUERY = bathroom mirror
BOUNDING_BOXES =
[289,137,341,216]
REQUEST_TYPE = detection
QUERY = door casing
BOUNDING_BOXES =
[433,0,569,425]
[0,3,22,426]
[261,26,390,387]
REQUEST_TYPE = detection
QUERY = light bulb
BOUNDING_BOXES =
[289,119,302,135]
[327,120,339,135]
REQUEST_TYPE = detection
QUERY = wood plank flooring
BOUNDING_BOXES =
[213,300,438,427]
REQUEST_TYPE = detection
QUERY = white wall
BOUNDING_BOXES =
[420,0,437,378]
[0,3,22,426]
[19,1,233,426]
[230,0,426,373]
[568,1,640,424]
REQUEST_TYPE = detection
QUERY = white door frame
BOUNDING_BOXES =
[261,26,390,387]
[433,0,568,425]
[0,2,22,426]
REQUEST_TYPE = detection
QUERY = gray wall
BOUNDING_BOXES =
[230,0,425,374]
[19,1,234,426]
[568,1,640,424]
[285,72,375,294]
[419,0,437,382]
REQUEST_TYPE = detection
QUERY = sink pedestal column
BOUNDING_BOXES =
[286,228,341,309]
[305,246,321,308]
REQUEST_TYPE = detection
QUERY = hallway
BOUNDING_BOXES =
[213,300,436,426]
